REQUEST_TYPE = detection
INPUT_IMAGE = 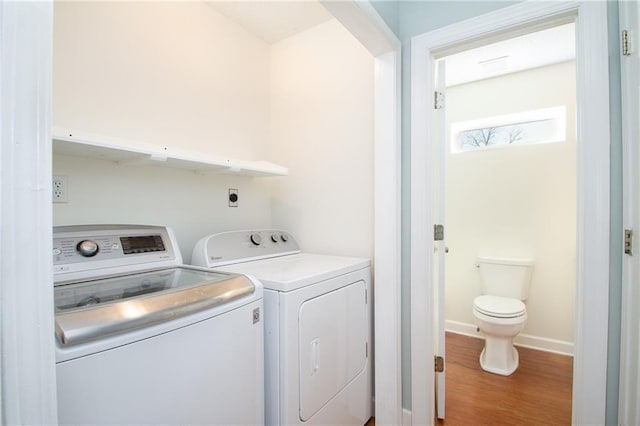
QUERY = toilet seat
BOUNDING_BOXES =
[473,295,526,318]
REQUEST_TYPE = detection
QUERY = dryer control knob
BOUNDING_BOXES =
[77,240,99,257]
[270,234,279,243]
[250,233,263,246]
[280,234,289,243]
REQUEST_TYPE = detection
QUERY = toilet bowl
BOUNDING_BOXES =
[473,295,527,376]
[473,256,533,375]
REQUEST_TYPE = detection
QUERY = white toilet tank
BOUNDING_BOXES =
[477,257,534,300]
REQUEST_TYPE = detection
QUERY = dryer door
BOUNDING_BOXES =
[298,280,367,421]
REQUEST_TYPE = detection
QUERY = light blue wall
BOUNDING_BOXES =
[370,0,399,36]
[606,1,622,425]
[397,1,518,40]
[371,1,623,421]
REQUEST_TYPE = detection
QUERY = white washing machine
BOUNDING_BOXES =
[192,229,373,425]
[53,225,264,425]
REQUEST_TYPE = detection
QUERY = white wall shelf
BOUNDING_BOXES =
[52,128,288,177]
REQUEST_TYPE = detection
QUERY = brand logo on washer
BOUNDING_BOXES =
[210,256,223,260]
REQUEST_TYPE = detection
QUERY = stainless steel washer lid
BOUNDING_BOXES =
[54,266,255,346]
[473,295,526,318]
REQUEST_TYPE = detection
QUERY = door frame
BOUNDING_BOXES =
[0,1,58,423]
[619,1,639,424]
[410,2,610,425]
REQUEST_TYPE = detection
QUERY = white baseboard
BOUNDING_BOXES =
[445,320,574,356]
[446,320,481,338]
[402,407,412,426]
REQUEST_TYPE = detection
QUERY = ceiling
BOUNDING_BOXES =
[204,0,333,44]
[203,4,574,83]
[444,23,576,87]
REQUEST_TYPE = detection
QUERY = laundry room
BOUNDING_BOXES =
[50,2,377,424]
[52,0,374,263]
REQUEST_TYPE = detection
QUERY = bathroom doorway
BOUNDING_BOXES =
[435,22,576,423]
[410,3,611,424]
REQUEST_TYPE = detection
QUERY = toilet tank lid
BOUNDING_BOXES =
[477,256,534,266]
[474,295,526,317]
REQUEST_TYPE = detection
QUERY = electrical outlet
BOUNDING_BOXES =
[52,175,68,203]
[228,188,238,207]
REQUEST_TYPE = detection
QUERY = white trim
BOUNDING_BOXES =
[571,5,610,424]
[402,407,412,426]
[373,48,403,426]
[515,334,574,357]
[410,28,435,425]
[320,0,400,55]
[444,320,479,338]
[0,1,58,424]
[410,2,610,425]
[411,1,580,56]
[326,2,403,424]
[619,1,640,424]
[445,321,574,356]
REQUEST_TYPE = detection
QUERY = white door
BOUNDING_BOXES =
[619,2,640,424]
[433,60,447,420]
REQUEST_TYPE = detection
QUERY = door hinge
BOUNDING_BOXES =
[434,224,444,241]
[435,355,444,373]
[434,91,445,110]
[625,229,633,255]
[622,30,631,56]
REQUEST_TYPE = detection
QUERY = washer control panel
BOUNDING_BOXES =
[54,235,129,264]
[53,225,179,281]
[192,229,300,268]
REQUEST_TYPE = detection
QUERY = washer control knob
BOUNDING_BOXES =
[280,234,289,243]
[271,234,279,243]
[250,233,262,246]
[77,240,99,257]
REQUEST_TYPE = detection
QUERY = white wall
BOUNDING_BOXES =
[269,19,374,258]
[53,1,271,160]
[52,1,275,261]
[53,3,375,262]
[445,61,577,346]
[53,155,273,263]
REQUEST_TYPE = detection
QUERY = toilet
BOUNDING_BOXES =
[472,256,534,376]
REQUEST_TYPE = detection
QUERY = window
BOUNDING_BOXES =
[450,106,566,153]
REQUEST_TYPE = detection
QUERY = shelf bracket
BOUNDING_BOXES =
[117,154,168,166]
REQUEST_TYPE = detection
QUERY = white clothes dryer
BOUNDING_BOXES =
[192,230,373,426]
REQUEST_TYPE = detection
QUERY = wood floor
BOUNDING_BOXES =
[437,332,573,425]
[366,332,573,426]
